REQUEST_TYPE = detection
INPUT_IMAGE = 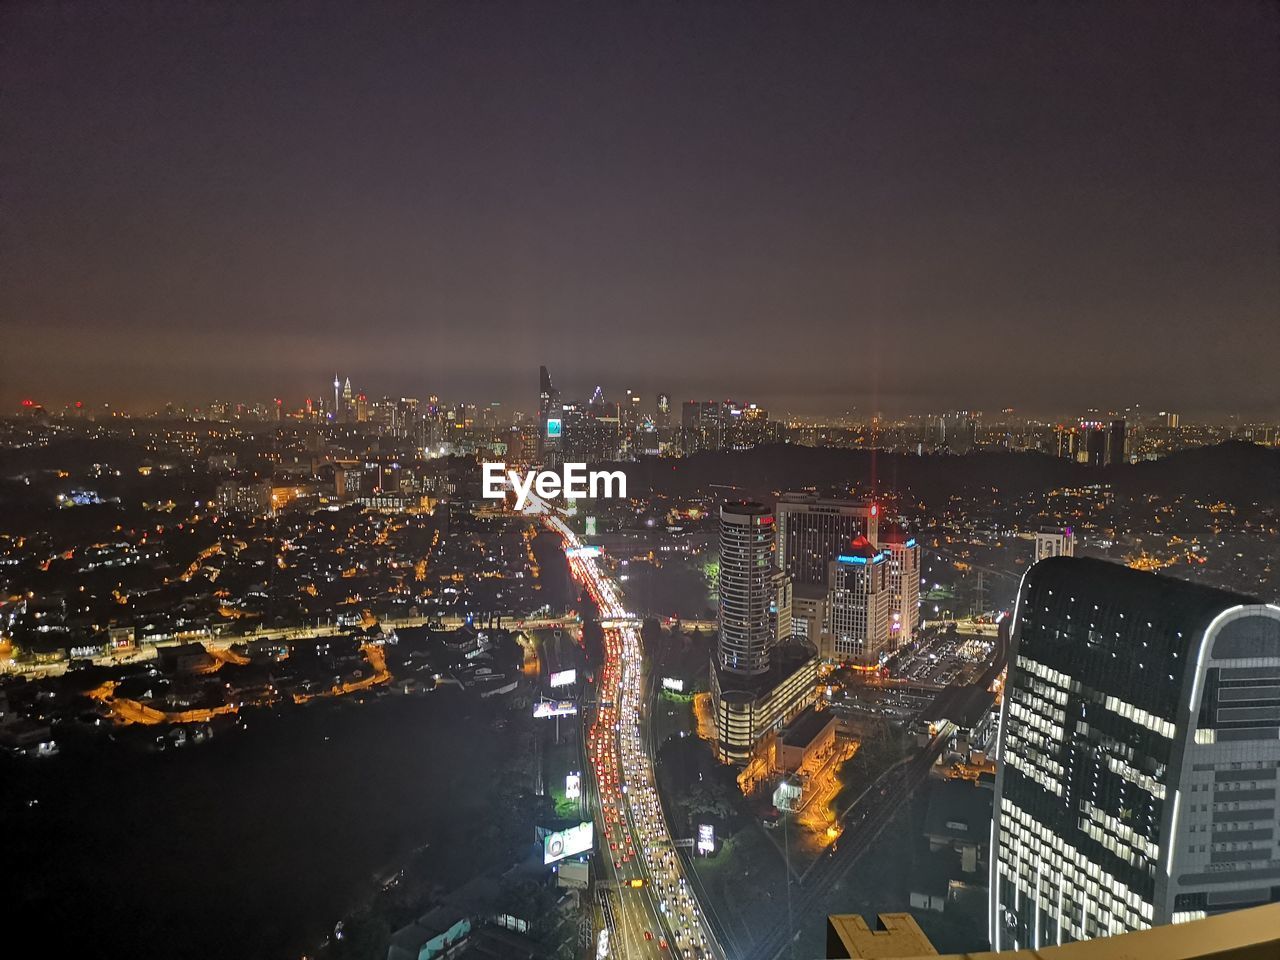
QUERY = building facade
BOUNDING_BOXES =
[991,557,1280,950]
[717,501,778,676]
[713,500,817,765]
[1035,527,1076,563]
[825,538,893,665]
[881,526,921,648]
[709,647,818,766]
[776,495,879,589]
[537,365,561,465]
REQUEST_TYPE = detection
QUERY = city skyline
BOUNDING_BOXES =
[4,3,1279,958]
[4,2,1277,416]
[9,370,1275,426]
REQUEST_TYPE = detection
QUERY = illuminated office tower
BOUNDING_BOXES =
[881,525,921,647]
[717,501,777,676]
[824,537,893,665]
[681,400,725,454]
[991,557,1280,950]
[1056,423,1080,460]
[723,402,777,449]
[773,568,793,645]
[655,393,671,429]
[776,494,880,589]
[586,386,621,462]
[711,501,818,765]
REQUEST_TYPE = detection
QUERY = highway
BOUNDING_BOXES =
[542,509,726,960]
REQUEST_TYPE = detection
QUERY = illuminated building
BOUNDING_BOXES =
[538,365,561,465]
[723,402,778,449]
[880,525,921,647]
[585,385,621,462]
[1082,419,1109,465]
[790,584,827,646]
[776,706,837,774]
[939,409,978,453]
[712,501,818,765]
[991,557,1280,949]
[620,388,641,456]
[825,537,893,665]
[215,480,273,517]
[718,501,777,676]
[709,646,818,766]
[681,400,725,454]
[654,392,674,453]
[1057,423,1081,460]
[1035,526,1075,563]
[655,392,671,429]
[777,495,880,590]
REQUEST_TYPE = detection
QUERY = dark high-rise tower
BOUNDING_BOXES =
[1108,418,1127,465]
[991,557,1280,949]
[538,365,561,465]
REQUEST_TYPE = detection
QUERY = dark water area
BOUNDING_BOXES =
[531,529,574,612]
[1,689,501,960]
[621,558,716,621]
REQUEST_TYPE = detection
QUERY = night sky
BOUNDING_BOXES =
[3,1,1277,417]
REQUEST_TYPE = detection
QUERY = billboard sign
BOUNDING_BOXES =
[661,677,684,693]
[565,773,580,800]
[544,820,593,864]
[549,669,577,688]
[546,418,562,438]
[534,700,578,718]
[697,823,715,855]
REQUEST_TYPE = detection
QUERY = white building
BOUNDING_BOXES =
[1034,526,1075,563]
[881,525,921,647]
[824,537,893,666]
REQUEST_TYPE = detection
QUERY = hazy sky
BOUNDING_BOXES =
[3,1,1277,417]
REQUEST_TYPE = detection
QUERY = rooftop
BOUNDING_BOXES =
[782,705,837,748]
[826,902,1280,959]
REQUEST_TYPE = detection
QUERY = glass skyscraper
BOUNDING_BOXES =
[991,557,1280,949]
